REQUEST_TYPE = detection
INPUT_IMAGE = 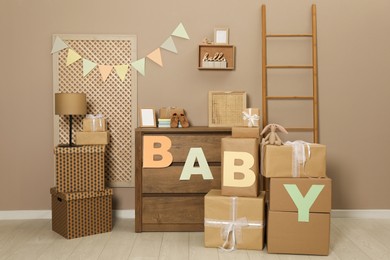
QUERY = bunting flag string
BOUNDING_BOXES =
[131,58,146,76]
[66,49,82,66]
[114,64,129,81]
[83,59,97,77]
[51,36,68,54]
[171,23,190,40]
[160,36,178,54]
[146,48,163,67]
[99,65,113,82]
[51,22,189,79]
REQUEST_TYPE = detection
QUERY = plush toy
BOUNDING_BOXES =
[260,123,288,146]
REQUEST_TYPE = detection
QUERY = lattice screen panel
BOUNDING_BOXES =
[53,35,137,187]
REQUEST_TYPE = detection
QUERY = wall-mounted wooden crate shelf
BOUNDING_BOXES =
[198,44,235,70]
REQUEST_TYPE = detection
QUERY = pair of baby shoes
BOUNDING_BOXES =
[170,113,189,128]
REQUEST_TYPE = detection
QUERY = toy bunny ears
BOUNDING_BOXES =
[260,123,288,136]
[261,123,288,146]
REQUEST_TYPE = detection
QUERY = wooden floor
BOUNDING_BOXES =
[1,218,390,259]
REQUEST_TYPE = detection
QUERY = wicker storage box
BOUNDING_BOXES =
[54,145,105,193]
[208,91,247,127]
[51,187,113,239]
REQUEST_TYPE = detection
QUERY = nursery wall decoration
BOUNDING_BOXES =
[131,22,190,75]
[52,34,137,187]
[51,23,189,78]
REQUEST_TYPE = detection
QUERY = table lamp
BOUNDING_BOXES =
[55,93,87,146]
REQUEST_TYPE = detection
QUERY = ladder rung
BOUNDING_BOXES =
[267,65,313,69]
[266,34,312,38]
[285,127,314,132]
[266,96,314,100]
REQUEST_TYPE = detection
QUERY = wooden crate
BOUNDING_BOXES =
[135,127,231,232]
[198,44,235,70]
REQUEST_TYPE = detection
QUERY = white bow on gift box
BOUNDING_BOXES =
[242,110,260,127]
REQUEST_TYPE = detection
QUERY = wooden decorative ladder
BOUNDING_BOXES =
[261,4,319,143]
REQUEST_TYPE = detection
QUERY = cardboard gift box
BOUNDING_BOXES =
[232,127,261,138]
[159,107,184,119]
[75,131,110,145]
[54,145,105,193]
[83,117,107,132]
[267,177,332,255]
[204,189,265,250]
[267,211,330,255]
[221,137,259,197]
[51,187,113,239]
[242,108,260,127]
[269,177,332,213]
[262,143,326,178]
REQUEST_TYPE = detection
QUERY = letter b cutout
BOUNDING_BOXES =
[223,151,256,187]
[143,136,173,168]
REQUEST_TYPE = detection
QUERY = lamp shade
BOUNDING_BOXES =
[55,93,87,115]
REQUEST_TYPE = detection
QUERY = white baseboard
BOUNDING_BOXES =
[0,210,135,220]
[331,209,390,219]
[0,210,52,220]
[1,210,390,220]
[113,210,135,219]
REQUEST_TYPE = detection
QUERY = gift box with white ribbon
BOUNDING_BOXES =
[204,189,265,251]
[262,141,326,178]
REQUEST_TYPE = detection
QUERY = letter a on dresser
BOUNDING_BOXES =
[180,147,213,180]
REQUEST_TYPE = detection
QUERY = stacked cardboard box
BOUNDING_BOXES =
[75,115,110,145]
[204,112,266,251]
[51,145,113,239]
[262,142,331,255]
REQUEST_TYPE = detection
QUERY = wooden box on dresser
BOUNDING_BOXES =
[135,127,231,232]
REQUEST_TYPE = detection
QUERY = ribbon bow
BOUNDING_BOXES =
[220,217,249,251]
[284,140,311,177]
[242,111,260,127]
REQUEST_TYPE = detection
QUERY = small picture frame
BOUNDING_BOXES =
[214,28,229,44]
[139,108,156,127]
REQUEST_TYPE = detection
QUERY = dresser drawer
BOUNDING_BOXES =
[143,166,221,193]
[154,134,228,162]
[135,127,231,232]
[142,196,204,224]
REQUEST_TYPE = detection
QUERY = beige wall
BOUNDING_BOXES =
[1,0,389,210]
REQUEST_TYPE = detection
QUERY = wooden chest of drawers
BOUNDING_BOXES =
[135,127,231,232]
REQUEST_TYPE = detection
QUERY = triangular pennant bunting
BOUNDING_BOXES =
[114,64,129,81]
[160,36,178,54]
[131,58,146,76]
[99,65,113,81]
[51,36,68,54]
[53,23,190,78]
[146,48,163,67]
[66,49,82,66]
[83,59,97,77]
[171,23,189,40]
